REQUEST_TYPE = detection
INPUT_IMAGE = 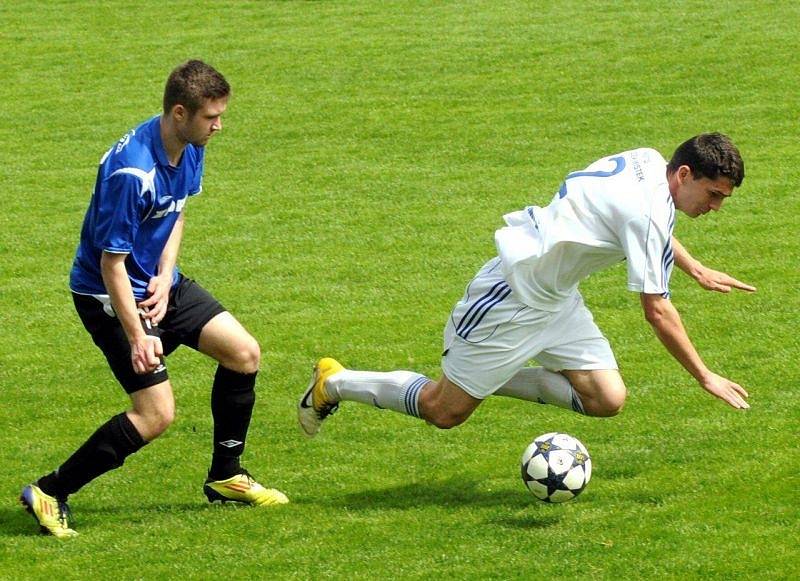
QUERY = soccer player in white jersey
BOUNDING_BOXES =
[299,133,754,438]
[21,61,287,539]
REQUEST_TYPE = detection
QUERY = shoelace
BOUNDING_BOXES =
[57,499,72,527]
[237,469,256,486]
[317,402,339,420]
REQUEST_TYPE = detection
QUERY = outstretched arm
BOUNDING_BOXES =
[640,293,750,409]
[671,236,756,293]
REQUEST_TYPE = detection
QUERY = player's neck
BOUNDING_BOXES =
[666,168,679,202]
[160,116,187,167]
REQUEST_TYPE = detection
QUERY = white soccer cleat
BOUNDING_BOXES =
[298,357,344,437]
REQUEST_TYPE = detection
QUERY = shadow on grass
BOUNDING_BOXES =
[312,477,519,510]
[76,501,213,517]
[308,477,563,529]
[1,501,213,538]
[489,513,563,530]
[3,482,564,537]
[3,503,39,538]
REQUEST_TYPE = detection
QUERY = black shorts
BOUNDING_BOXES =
[73,274,226,394]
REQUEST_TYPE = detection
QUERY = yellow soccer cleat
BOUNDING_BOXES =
[20,484,78,539]
[298,357,344,437]
[203,470,289,506]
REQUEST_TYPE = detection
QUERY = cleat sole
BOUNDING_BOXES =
[297,365,322,437]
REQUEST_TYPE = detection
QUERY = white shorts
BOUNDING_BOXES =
[442,258,618,399]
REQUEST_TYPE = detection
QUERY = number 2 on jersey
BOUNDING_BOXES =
[558,155,626,198]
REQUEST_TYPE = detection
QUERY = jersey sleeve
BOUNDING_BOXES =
[620,202,675,297]
[96,172,148,253]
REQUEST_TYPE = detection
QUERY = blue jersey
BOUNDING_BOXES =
[70,115,204,300]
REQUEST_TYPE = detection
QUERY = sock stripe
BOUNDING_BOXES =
[571,390,586,415]
[404,379,418,417]
[404,377,428,418]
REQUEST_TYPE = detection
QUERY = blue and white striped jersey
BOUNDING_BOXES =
[495,148,675,310]
[70,115,204,300]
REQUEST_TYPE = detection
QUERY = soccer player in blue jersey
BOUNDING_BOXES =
[21,60,287,539]
[299,134,755,440]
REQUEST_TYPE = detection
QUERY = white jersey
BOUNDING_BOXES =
[495,148,675,311]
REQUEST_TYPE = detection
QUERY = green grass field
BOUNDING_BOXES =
[1,1,798,578]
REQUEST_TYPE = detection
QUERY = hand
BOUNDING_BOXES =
[138,274,171,324]
[699,372,750,409]
[693,265,756,294]
[130,334,164,375]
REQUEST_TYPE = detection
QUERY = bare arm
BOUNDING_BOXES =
[671,236,756,293]
[138,212,185,323]
[640,293,749,409]
[101,251,163,374]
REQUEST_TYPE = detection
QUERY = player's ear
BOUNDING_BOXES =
[171,104,188,122]
[677,165,692,183]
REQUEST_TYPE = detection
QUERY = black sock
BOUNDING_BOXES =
[208,366,257,480]
[37,413,146,499]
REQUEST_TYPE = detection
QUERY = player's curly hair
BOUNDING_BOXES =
[667,133,744,187]
[163,60,230,115]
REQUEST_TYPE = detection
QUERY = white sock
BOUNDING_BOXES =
[495,367,585,414]
[326,370,430,418]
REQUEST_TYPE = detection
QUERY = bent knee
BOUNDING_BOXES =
[428,415,467,430]
[229,339,261,374]
[150,408,176,437]
[589,401,624,417]
[139,407,175,440]
[417,377,480,429]
[425,410,470,430]
[587,385,627,417]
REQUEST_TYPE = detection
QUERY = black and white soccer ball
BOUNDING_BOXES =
[521,432,592,503]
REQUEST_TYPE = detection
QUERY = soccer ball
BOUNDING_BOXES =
[520,432,592,503]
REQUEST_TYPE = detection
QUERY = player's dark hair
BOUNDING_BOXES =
[163,60,230,115]
[667,133,744,187]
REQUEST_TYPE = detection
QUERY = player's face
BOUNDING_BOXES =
[178,97,228,146]
[673,166,734,218]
